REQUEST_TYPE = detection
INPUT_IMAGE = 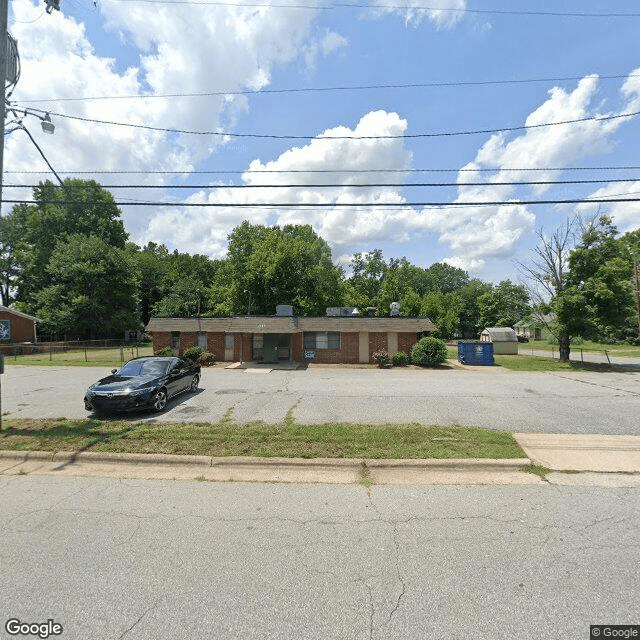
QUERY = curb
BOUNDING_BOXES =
[0,450,212,466]
[0,449,528,471]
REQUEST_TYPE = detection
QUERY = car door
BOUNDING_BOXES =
[166,358,188,397]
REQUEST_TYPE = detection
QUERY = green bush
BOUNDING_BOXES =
[371,349,389,367]
[197,351,216,367]
[391,351,409,366]
[411,337,447,367]
[155,347,173,356]
[183,346,204,361]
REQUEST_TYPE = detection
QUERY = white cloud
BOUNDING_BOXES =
[421,71,640,272]
[5,0,344,228]
[576,182,640,233]
[373,0,467,28]
[142,110,423,255]
[304,29,348,71]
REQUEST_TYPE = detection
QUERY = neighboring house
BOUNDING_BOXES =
[146,313,436,364]
[480,327,518,355]
[0,306,39,345]
[514,313,556,341]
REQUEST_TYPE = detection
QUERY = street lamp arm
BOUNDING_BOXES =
[17,124,64,186]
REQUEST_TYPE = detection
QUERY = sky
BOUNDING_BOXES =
[4,0,640,284]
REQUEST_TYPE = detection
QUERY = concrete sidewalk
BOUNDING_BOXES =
[1,433,639,486]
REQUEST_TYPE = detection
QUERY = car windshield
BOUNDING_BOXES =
[118,359,170,377]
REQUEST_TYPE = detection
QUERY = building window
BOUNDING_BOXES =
[303,331,340,350]
[171,331,180,349]
[0,319,11,342]
[197,332,208,349]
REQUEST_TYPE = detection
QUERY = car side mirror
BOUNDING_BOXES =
[111,369,118,374]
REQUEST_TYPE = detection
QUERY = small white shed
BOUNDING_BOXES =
[480,327,518,355]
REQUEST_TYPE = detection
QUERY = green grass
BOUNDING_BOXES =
[523,462,551,479]
[4,345,154,367]
[0,417,525,460]
[525,339,640,357]
[494,354,638,372]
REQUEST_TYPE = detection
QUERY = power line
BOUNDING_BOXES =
[15,73,640,103]
[104,0,640,18]
[6,165,640,175]
[15,106,640,140]
[4,196,640,208]
[5,177,640,189]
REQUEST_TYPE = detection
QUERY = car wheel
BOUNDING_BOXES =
[153,388,168,412]
[189,374,200,392]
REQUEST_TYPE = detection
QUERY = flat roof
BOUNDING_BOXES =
[146,315,436,334]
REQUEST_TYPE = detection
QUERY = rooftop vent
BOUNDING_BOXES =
[276,304,294,316]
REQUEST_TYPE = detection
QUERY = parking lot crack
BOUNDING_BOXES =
[118,597,163,639]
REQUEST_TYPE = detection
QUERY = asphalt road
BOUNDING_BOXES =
[3,364,640,434]
[1,475,638,640]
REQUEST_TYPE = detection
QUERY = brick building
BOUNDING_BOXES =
[146,315,436,365]
[0,306,39,344]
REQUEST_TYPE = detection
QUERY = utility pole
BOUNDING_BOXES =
[0,0,9,215]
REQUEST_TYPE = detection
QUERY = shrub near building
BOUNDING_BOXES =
[411,337,447,367]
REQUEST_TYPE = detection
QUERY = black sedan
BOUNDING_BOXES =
[84,356,200,414]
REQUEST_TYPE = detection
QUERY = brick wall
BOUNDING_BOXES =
[152,332,171,353]
[152,329,423,363]
[398,332,419,357]
[206,332,225,362]
[368,332,388,362]
[180,332,197,352]
[0,311,36,343]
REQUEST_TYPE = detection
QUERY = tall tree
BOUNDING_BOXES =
[0,205,28,306]
[518,219,579,361]
[16,179,128,309]
[35,234,140,339]
[214,221,343,316]
[477,280,530,329]
[566,216,635,341]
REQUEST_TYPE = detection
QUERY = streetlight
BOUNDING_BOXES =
[40,112,55,134]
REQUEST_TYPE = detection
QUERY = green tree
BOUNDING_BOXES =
[518,219,578,361]
[566,216,635,341]
[423,262,469,293]
[16,179,128,309]
[0,205,28,306]
[456,279,493,338]
[347,249,388,310]
[477,280,530,329]
[35,234,140,339]
[218,221,343,315]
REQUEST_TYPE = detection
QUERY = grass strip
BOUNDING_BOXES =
[3,346,154,367]
[493,354,638,372]
[0,418,525,460]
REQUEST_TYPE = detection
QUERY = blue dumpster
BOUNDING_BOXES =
[457,341,494,365]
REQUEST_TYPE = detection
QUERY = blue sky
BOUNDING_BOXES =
[5,0,640,283]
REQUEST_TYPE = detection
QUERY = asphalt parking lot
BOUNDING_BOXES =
[3,363,640,435]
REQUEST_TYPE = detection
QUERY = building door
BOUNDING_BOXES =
[224,333,234,361]
[262,334,291,363]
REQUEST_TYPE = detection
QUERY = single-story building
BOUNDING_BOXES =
[146,315,436,364]
[480,327,518,355]
[0,305,39,345]
[514,313,555,341]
